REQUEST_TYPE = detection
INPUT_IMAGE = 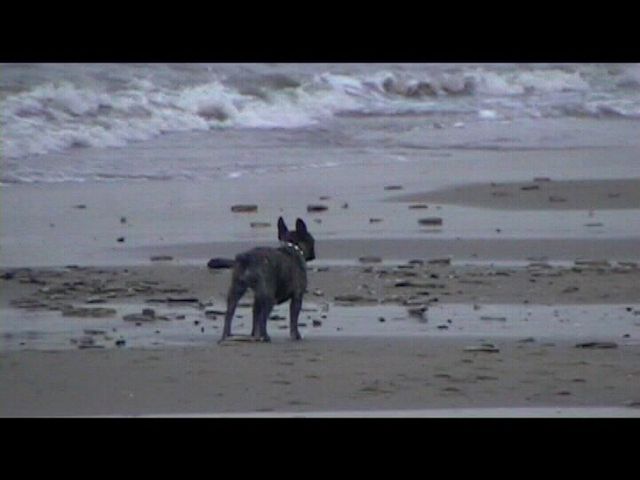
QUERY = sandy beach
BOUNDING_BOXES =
[2,64,640,417]
[2,170,640,417]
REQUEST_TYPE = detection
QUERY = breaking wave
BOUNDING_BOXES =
[2,63,639,160]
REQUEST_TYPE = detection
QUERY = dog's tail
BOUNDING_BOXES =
[207,257,236,269]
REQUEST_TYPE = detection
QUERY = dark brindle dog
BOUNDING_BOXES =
[220,217,315,342]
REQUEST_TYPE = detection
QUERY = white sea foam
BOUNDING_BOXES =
[2,64,639,180]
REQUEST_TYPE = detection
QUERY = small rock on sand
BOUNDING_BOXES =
[62,306,117,318]
[407,306,428,319]
[231,204,258,213]
[464,344,500,353]
[359,256,382,264]
[307,204,328,213]
[334,294,375,303]
[418,217,443,226]
[428,257,451,265]
[480,316,507,322]
[123,313,155,322]
[150,255,173,262]
[250,222,271,228]
[575,341,618,349]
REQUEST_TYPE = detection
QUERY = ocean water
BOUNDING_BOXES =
[2,63,640,185]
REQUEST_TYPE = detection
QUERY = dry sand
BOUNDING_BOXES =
[2,175,640,417]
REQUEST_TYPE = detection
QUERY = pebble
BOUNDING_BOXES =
[359,256,382,264]
[83,329,106,336]
[427,257,451,265]
[231,204,258,213]
[517,337,536,343]
[418,217,443,227]
[464,344,500,353]
[307,204,328,213]
[480,316,507,322]
[575,341,618,349]
[62,306,117,318]
[166,297,199,303]
[85,297,106,304]
[562,286,580,293]
[407,306,427,319]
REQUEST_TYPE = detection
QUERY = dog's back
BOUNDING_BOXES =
[232,247,307,304]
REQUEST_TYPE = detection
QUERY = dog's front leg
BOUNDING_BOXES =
[289,295,303,341]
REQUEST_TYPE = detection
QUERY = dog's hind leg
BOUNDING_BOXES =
[255,295,274,342]
[289,294,303,341]
[220,280,247,342]
[251,303,259,338]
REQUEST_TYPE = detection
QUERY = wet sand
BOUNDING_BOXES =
[2,336,640,417]
[389,178,640,211]
[2,167,640,416]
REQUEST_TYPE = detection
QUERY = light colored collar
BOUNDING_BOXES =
[281,241,305,260]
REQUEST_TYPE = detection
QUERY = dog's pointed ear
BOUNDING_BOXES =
[278,217,288,241]
[295,218,308,235]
